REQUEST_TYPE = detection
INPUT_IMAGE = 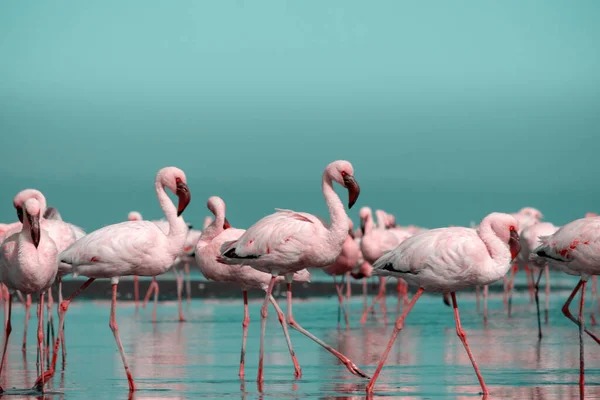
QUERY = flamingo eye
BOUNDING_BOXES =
[509,226,515,231]
[341,171,347,176]
[175,177,182,183]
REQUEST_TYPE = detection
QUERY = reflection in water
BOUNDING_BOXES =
[0,292,598,399]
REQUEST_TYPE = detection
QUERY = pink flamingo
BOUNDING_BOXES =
[9,190,84,360]
[520,221,559,339]
[359,207,411,324]
[531,215,600,399]
[0,198,58,394]
[323,217,361,328]
[365,212,521,396]
[136,215,190,322]
[218,160,369,385]
[42,166,192,392]
[506,207,543,313]
[196,196,310,380]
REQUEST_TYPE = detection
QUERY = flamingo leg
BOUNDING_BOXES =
[535,267,544,340]
[334,277,349,328]
[46,289,54,367]
[544,266,550,324]
[525,264,535,303]
[362,278,367,313]
[184,262,192,304]
[285,282,369,379]
[379,277,388,325]
[142,278,155,309]
[257,276,277,384]
[561,280,600,345]
[0,295,13,393]
[133,276,139,308]
[36,293,46,394]
[578,280,586,400]
[152,278,159,323]
[475,286,480,313]
[361,277,386,324]
[22,294,31,351]
[239,291,250,380]
[502,275,508,308]
[507,264,518,317]
[483,285,489,323]
[268,293,302,379]
[366,287,424,395]
[591,276,597,326]
[396,280,402,316]
[34,278,96,391]
[451,292,489,396]
[345,272,351,316]
[333,276,341,326]
[109,283,136,391]
[402,280,409,306]
[57,278,66,365]
[174,267,186,322]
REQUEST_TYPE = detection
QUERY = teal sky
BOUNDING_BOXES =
[1,1,599,231]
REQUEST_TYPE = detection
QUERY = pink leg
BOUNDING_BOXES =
[525,264,535,303]
[402,280,409,306]
[57,278,66,365]
[366,288,424,395]
[362,279,368,313]
[502,275,508,308]
[334,277,349,328]
[46,290,54,366]
[396,280,402,316]
[578,280,586,400]
[22,294,31,351]
[109,283,136,391]
[562,280,600,345]
[475,286,480,313]
[545,266,550,324]
[286,283,368,379]
[507,264,518,317]
[34,278,96,390]
[257,276,277,384]
[360,277,386,324]
[345,272,351,322]
[451,293,489,396]
[36,293,46,394]
[483,285,489,322]
[0,295,13,393]
[379,277,388,325]
[268,293,302,379]
[133,276,139,308]
[142,279,156,308]
[175,268,186,322]
[152,279,159,323]
[239,291,250,379]
[591,276,598,326]
[184,263,192,304]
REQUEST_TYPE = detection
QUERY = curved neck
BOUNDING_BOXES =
[200,208,225,242]
[477,220,510,266]
[322,174,349,241]
[375,210,387,229]
[154,180,187,237]
[364,210,374,236]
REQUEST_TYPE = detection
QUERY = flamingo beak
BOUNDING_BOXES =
[223,218,231,230]
[176,181,191,217]
[28,213,40,248]
[16,206,24,223]
[509,229,521,261]
[360,217,366,236]
[343,174,360,209]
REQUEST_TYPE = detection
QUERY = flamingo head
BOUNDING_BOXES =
[519,207,543,221]
[487,213,521,261]
[327,160,360,209]
[13,189,47,224]
[128,211,143,221]
[23,198,41,248]
[207,196,230,230]
[158,167,191,217]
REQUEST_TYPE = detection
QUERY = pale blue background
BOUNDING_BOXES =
[1,1,599,231]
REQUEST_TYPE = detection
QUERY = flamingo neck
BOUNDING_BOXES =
[322,174,349,247]
[375,210,387,229]
[364,210,374,236]
[155,180,187,238]
[199,209,225,243]
[477,219,511,268]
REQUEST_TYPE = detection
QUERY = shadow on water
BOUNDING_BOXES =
[1,289,600,399]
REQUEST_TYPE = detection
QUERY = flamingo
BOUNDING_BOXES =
[359,207,412,324]
[531,216,600,399]
[42,166,192,392]
[133,214,190,322]
[218,160,369,385]
[520,222,559,339]
[365,212,521,396]
[323,217,361,328]
[0,198,59,393]
[195,196,310,380]
[506,207,543,313]
[8,190,84,361]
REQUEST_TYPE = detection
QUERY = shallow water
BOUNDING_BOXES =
[1,290,599,399]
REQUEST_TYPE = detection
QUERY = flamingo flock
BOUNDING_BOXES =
[0,160,598,400]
